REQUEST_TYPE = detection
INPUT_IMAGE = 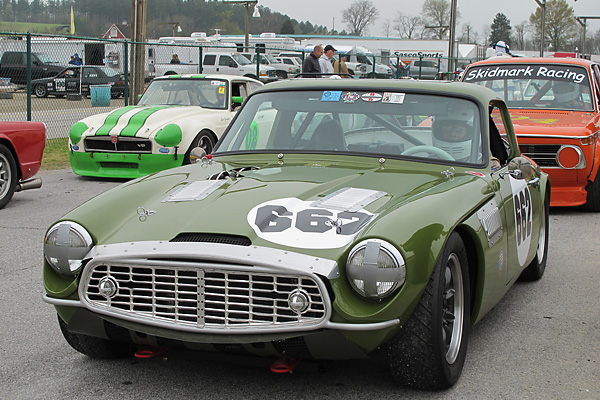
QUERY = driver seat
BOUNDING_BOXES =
[306,119,348,151]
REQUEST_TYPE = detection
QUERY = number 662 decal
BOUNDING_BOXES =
[247,198,375,249]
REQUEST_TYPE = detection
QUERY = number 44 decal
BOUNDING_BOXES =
[247,198,375,249]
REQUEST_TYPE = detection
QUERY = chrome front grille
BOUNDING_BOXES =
[85,136,152,153]
[83,263,327,331]
[519,144,560,167]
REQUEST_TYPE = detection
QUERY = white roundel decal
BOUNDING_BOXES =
[247,198,374,249]
[509,177,533,266]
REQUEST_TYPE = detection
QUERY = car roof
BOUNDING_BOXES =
[254,78,501,105]
[153,74,261,82]
[469,56,595,68]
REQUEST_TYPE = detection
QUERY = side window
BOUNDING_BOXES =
[592,65,600,104]
[248,82,262,93]
[489,105,511,165]
[219,56,234,67]
[203,55,216,66]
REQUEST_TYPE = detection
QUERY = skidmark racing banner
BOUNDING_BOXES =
[463,64,589,85]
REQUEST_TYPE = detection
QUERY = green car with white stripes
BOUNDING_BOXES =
[46,79,550,390]
[68,74,262,178]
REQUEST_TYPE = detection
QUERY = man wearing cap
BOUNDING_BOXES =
[302,45,322,76]
[320,44,336,75]
[490,41,513,58]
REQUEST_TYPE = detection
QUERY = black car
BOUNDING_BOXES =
[31,66,124,98]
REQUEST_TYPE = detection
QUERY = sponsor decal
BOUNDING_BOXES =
[509,176,533,266]
[492,113,559,125]
[342,92,360,103]
[218,86,225,94]
[321,91,342,102]
[464,64,589,85]
[159,148,170,153]
[211,80,225,86]
[361,92,382,102]
[248,198,375,249]
[382,92,405,104]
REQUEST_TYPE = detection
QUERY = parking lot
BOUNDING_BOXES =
[1,168,599,399]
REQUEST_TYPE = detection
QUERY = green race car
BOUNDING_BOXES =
[44,78,550,389]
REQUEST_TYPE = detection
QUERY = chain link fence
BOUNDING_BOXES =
[1,32,482,140]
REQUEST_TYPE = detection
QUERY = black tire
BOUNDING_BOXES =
[520,188,550,281]
[58,314,131,359]
[184,130,216,164]
[0,143,17,210]
[387,232,471,389]
[33,84,48,98]
[582,176,600,212]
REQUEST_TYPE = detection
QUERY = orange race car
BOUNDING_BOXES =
[461,56,600,211]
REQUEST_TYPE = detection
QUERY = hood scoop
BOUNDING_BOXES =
[163,180,226,202]
[208,166,258,180]
[311,187,387,212]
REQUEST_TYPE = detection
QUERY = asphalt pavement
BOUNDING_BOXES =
[1,168,598,399]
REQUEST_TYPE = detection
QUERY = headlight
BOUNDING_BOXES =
[346,239,405,300]
[44,221,93,277]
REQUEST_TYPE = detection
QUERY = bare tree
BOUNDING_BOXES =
[342,0,379,36]
[381,19,392,37]
[459,23,479,44]
[421,0,459,40]
[394,12,423,39]
[513,21,529,50]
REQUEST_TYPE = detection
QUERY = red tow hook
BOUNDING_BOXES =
[134,347,171,359]
[270,357,301,373]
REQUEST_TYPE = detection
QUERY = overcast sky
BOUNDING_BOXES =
[258,0,600,39]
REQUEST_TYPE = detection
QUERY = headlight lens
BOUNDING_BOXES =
[44,221,93,276]
[346,239,405,300]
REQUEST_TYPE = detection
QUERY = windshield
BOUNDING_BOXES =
[138,78,228,108]
[37,54,59,64]
[97,66,121,77]
[232,54,252,65]
[216,90,484,166]
[463,64,594,111]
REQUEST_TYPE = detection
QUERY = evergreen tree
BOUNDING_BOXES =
[280,19,294,34]
[489,13,512,46]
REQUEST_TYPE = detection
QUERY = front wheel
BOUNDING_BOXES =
[582,177,600,212]
[0,144,17,209]
[58,315,131,359]
[33,84,48,98]
[184,130,216,164]
[388,232,470,389]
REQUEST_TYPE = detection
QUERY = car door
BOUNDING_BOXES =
[64,67,82,93]
[489,101,543,280]
[217,55,238,75]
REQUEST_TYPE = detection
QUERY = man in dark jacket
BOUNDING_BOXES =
[302,45,322,76]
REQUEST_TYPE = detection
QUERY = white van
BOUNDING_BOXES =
[202,53,278,83]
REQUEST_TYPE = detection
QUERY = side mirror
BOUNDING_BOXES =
[507,156,534,180]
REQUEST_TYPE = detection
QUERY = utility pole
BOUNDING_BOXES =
[576,16,600,57]
[224,1,259,50]
[130,0,147,104]
[534,0,546,57]
[448,0,458,73]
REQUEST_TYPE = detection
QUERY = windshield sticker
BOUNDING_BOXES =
[210,80,224,86]
[382,92,406,104]
[509,176,533,267]
[342,92,360,103]
[321,91,342,102]
[245,121,259,150]
[464,65,589,85]
[248,198,375,249]
[361,92,382,102]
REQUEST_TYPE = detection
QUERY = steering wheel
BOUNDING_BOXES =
[401,145,455,161]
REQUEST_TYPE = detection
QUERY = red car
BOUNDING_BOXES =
[0,121,45,209]
[462,57,600,210]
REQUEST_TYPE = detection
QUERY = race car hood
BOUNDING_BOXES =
[64,155,489,254]
[507,109,600,137]
[78,105,221,138]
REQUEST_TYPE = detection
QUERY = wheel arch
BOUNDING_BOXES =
[0,138,22,181]
[453,224,480,325]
